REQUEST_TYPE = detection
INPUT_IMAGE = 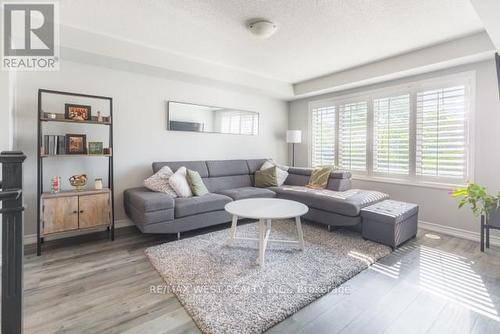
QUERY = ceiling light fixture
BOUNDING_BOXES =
[248,20,277,39]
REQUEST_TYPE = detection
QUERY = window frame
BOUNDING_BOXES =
[308,71,475,188]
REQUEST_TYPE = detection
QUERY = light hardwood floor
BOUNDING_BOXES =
[22,223,500,334]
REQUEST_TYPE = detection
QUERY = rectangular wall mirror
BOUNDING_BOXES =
[167,101,259,135]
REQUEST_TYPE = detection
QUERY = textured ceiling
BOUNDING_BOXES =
[59,0,484,83]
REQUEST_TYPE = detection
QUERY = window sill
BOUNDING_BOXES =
[351,175,466,191]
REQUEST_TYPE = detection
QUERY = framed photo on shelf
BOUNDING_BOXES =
[65,104,91,121]
[88,142,104,155]
[65,134,87,154]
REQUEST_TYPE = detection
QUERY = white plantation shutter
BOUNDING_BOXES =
[311,106,336,167]
[240,113,257,135]
[220,112,258,135]
[373,94,410,175]
[338,102,368,171]
[416,86,468,180]
[309,74,472,185]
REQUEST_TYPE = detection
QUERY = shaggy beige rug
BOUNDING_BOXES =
[145,219,391,334]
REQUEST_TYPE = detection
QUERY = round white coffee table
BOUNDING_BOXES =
[224,198,309,266]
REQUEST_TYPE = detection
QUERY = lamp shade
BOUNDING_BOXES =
[286,130,302,144]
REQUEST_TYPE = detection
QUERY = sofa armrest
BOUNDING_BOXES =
[124,187,175,212]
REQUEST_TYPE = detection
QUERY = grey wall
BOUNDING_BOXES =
[289,59,500,236]
[14,60,288,236]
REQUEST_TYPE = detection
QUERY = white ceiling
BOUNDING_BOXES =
[59,0,484,84]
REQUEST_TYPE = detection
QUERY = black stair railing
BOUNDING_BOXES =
[0,151,26,334]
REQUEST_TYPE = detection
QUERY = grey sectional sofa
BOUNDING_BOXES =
[124,159,389,236]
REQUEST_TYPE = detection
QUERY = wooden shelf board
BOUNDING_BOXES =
[42,188,111,199]
[40,154,112,158]
[40,117,111,125]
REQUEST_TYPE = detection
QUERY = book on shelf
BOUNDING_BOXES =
[42,135,66,155]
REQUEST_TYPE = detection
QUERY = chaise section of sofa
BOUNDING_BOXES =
[271,186,389,227]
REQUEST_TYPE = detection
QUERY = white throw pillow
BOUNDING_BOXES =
[169,166,193,198]
[144,166,178,197]
[260,160,289,186]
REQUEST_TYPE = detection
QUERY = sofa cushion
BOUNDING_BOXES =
[217,187,276,200]
[207,160,249,177]
[174,193,232,218]
[270,186,388,217]
[203,175,253,193]
[169,167,193,198]
[187,169,209,196]
[124,187,175,212]
[307,167,334,189]
[255,167,278,187]
[260,160,288,186]
[152,161,209,177]
[143,166,178,197]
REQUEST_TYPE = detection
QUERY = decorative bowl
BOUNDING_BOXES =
[69,174,87,191]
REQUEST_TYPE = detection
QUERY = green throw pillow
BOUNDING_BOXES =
[307,166,334,189]
[255,167,278,188]
[186,169,209,196]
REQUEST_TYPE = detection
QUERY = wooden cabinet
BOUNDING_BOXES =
[79,193,110,229]
[42,196,79,234]
[41,190,111,236]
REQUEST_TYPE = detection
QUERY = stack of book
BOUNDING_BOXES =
[43,135,66,155]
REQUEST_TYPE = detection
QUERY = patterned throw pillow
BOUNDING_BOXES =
[186,169,209,196]
[169,166,193,197]
[306,166,334,189]
[143,166,178,197]
[260,160,289,186]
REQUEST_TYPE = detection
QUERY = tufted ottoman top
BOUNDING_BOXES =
[360,199,418,225]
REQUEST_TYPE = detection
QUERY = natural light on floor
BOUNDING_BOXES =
[363,243,500,322]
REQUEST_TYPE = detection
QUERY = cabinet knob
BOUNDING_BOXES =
[79,210,84,213]
[73,210,77,214]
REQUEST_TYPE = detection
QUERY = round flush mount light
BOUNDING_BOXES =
[248,20,277,39]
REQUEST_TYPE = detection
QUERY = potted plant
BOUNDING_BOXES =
[452,183,500,251]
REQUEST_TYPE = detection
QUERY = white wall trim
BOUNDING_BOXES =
[23,219,135,245]
[419,220,500,247]
[24,217,498,249]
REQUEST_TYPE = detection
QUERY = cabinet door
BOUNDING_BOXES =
[42,196,79,234]
[79,193,110,229]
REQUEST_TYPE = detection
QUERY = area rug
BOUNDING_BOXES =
[145,219,391,334]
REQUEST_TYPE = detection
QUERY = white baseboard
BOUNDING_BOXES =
[23,218,135,245]
[23,218,499,247]
[418,220,500,247]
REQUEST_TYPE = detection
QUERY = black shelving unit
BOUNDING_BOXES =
[37,89,115,256]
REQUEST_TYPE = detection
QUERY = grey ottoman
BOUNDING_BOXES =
[361,200,418,249]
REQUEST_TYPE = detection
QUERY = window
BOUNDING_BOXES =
[416,86,468,180]
[309,73,473,185]
[373,94,410,175]
[338,102,368,171]
[311,106,336,167]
